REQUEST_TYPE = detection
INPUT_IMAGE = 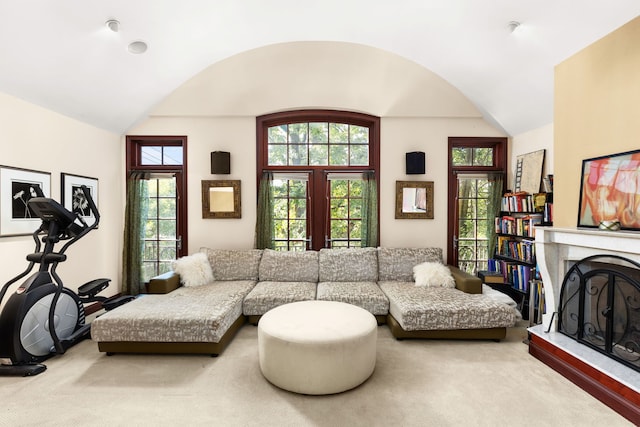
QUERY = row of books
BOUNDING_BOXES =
[484,259,536,292]
[495,213,543,237]
[496,236,535,263]
[501,192,534,212]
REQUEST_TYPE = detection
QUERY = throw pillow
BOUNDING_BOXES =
[413,262,455,288]
[171,252,214,287]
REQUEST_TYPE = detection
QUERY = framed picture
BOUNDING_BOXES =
[577,149,640,230]
[61,173,99,227]
[201,180,241,219]
[0,165,51,236]
[514,149,545,194]
[395,180,434,219]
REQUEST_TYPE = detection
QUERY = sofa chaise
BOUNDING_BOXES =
[91,247,518,356]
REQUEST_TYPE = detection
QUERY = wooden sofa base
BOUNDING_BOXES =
[96,315,246,357]
[387,314,507,341]
[247,313,387,326]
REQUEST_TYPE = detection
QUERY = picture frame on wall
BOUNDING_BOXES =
[577,149,640,231]
[0,165,51,237]
[61,173,99,227]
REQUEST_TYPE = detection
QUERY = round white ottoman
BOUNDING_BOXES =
[258,300,377,395]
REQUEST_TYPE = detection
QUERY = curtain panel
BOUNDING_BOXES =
[122,172,149,295]
[254,171,274,249]
[361,171,379,248]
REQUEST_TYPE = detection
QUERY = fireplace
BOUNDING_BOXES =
[557,255,640,373]
[529,227,640,422]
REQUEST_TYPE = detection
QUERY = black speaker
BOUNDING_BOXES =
[406,151,425,174]
[211,151,230,174]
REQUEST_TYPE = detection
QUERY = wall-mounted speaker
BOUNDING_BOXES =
[211,151,231,174]
[406,151,425,174]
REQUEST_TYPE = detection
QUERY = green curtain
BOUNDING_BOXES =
[361,171,379,248]
[122,172,149,296]
[486,172,504,259]
[254,171,274,249]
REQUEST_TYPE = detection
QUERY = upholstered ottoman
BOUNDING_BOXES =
[258,300,377,395]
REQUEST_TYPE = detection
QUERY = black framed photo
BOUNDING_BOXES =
[0,165,51,236]
[61,173,99,227]
[577,149,640,230]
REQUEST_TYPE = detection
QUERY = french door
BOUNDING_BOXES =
[271,171,370,251]
[447,137,506,274]
[257,110,380,251]
[126,136,188,284]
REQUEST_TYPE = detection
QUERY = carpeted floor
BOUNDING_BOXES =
[0,321,633,426]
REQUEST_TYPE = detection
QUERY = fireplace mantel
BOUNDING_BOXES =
[531,226,640,421]
[535,227,640,331]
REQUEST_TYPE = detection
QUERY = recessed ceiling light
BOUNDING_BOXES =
[128,41,148,54]
[507,21,521,33]
[105,19,120,32]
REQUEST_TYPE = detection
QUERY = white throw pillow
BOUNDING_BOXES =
[413,262,455,288]
[171,252,214,287]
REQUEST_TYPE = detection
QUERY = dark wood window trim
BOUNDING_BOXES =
[447,136,507,265]
[257,110,380,251]
[126,135,188,257]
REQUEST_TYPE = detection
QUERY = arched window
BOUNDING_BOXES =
[256,110,380,251]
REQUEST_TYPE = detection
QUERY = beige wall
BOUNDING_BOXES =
[554,16,640,227]
[133,42,505,257]
[0,92,122,297]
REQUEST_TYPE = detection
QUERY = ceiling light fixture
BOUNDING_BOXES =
[128,41,148,54]
[507,21,521,33]
[105,19,120,32]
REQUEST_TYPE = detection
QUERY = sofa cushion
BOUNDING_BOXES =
[242,281,317,316]
[91,280,256,343]
[258,249,319,282]
[377,247,443,282]
[316,281,389,315]
[413,262,455,288]
[171,252,213,287]
[378,281,517,331]
[318,247,378,282]
[201,248,263,281]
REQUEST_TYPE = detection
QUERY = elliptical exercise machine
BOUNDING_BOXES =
[0,185,113,376]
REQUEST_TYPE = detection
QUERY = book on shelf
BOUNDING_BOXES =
[478,270,505,284]
[501,191,534,213]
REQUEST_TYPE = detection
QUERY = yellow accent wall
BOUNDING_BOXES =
[554,16,640,227]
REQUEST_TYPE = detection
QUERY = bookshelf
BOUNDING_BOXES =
[481,192,552,324]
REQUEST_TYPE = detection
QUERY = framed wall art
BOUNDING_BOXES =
[578,149,640,231]
[395,180,434,219]
[61,173,99,227]
[202,180,241,218]
[0,165,51,236]
[514,149,545,194]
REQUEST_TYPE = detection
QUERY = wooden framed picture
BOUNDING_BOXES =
[395,180,434,219]
[202,180,241,218]
[0,165,51,236]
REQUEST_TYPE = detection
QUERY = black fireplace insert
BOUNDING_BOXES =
[558,254,640,373]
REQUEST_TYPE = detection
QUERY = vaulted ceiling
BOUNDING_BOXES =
[1,1,638,136]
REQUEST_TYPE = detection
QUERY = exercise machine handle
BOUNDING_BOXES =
[79,185,100,229]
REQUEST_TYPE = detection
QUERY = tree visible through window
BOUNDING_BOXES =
[257,110,380,251]
[447,137,506,274]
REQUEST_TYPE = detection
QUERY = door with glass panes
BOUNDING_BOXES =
[447,137,506,274]
[257,110,380,251]
[126,136,188,284]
